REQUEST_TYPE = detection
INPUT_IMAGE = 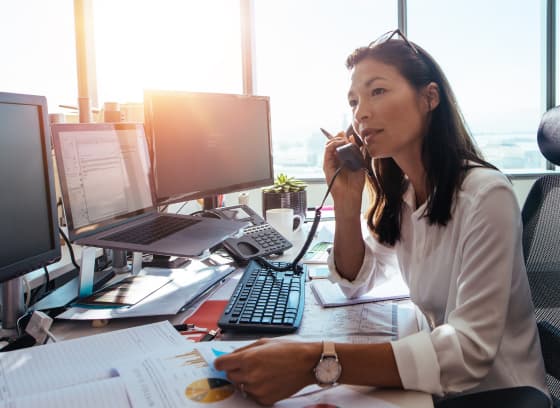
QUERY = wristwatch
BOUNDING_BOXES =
[313,341,342,386]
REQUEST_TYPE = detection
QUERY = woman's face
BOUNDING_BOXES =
[348,58,429,161]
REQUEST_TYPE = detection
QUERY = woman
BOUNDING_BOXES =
[215,30,548,405]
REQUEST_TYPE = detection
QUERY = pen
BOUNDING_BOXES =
[320,128,335,140]
[173,323,209,333]
[346,126,364,147]
[321,127,364,147]
[199,328,220,342]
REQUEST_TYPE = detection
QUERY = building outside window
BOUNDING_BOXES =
[3,1,553,175]
[408,0,546,172]
[253,0,398,179]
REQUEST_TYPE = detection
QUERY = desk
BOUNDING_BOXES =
[47,226,433,408]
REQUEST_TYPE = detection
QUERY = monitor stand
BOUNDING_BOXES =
[203,195,220,210]
[111,249,131,274]
[78,247,141,298]
[0,276,25,334]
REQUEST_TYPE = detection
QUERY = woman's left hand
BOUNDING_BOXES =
[214,338,321,406]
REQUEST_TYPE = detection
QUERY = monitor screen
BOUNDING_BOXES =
[0,92,60,283]
[51,123,154,241]
[143,90,274,205]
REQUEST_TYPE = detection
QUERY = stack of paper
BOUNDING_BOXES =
[0,322,185,407]
[0,320,406,407]
[56,263,235,320]
[74,275,172,307]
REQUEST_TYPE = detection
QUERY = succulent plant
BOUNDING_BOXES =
[262,173,307,193]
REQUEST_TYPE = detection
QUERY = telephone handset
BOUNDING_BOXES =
[320,127,366,171]
[335,143,365,171]
[203,204,293,264]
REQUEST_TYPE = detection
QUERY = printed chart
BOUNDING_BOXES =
[114,341,400,408]
[185,378,235,403]
[115,341,250,408]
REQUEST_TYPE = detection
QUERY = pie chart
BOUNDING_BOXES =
[185,378,235,403]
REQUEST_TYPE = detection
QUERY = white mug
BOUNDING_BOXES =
[265,208,303,240]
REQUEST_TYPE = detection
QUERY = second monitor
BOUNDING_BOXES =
[143,90,274,207]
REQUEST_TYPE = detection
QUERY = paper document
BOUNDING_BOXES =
[115,341,252,407]
[0,308,423,407]
[0,321,186,407]
[311,275,409,307]
[114,340,399,408]
[57,262,235,320]
[74,275,173,307]
[302,241,332,264]
[0,377,130,408]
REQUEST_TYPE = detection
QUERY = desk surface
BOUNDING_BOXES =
[48,225,433,408]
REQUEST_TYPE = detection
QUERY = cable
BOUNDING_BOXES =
[43,329,58,343]
[22,277,31,310]
[28,266,55,306]
[254,166,344,274]
[58,227,80,270]
[175,200,190,214]
[16,312,32,337]
[0,334,36,351]
[43,266,51,292]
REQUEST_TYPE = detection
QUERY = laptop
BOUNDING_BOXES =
[51,122,247,257]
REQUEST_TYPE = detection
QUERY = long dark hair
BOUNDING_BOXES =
[346,40,496,246]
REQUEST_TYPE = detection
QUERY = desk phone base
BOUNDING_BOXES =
[217,260,305,333]
[203,205,293,263]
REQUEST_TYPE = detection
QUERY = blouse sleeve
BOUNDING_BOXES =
[390,181,520,395]
[327,231,400,299]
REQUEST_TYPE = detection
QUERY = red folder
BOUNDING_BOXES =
[182,300,228,342]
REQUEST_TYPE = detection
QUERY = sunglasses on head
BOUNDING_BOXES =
[368,28,419,55]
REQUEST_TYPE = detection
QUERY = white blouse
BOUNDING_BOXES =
[327,167,548,398]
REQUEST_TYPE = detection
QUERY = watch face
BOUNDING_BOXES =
[315,357,342,384]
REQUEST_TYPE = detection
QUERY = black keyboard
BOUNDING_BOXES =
[218,260,305,333]
[100,216,200,245]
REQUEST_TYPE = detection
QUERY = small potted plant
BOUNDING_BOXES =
[262,173,307,225]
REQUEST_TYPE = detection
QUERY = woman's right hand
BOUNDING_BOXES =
[323,131,366,206]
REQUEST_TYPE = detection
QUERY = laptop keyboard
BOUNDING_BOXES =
[217,260,305,333]
[101,216,200,245]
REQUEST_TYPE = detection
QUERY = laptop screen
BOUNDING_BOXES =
[52,123,155,240]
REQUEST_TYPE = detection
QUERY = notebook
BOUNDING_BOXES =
[311,275,410,307]
[51,122,247,257]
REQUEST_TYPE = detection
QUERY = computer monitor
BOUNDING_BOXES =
[0,92,61,329]
[143,90,274,208]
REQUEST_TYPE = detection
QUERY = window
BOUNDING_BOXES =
[0,1,552,175]
[253,0,398,178]
[0,0,77,112]
[92,0,243,106]
[408,0,546,172]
